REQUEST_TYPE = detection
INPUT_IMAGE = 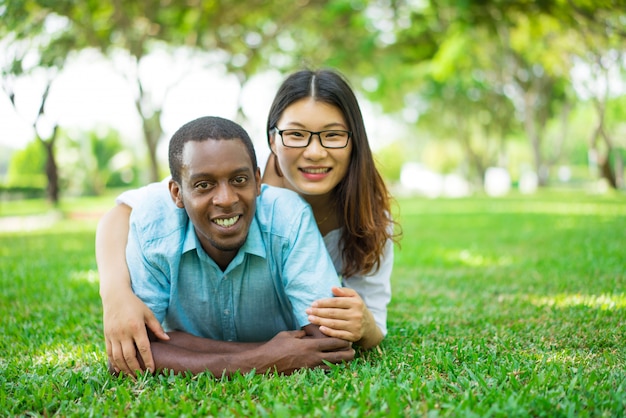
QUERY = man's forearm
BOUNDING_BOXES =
[148,329,355,377]
[154,324,327,355]
[150,341,262,376]
[162,331,263,353]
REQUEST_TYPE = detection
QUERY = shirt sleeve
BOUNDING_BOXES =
[281,204,340,328]
[343,237,393,336]
[126,212,172,324]
[116,178,170,208]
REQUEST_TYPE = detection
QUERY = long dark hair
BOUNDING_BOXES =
[266,69,399,278]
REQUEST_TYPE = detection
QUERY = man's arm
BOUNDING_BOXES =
[157,330,263,353]
[146,328,354,376]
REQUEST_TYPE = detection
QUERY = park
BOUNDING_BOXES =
[1,1,625,416]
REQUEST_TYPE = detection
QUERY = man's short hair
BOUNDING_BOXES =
[169,116,258,183]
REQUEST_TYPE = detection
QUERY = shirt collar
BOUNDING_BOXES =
[181,215,266,260]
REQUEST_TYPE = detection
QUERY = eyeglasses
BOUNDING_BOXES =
[274,128,352,149]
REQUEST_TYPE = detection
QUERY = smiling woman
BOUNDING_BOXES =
[269,98,353,202]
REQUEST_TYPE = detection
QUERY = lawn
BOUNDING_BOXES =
[1,190,625,417]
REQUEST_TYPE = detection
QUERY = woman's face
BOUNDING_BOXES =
[270,98,352,197]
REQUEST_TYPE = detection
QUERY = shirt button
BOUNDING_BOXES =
[224,309,230,315]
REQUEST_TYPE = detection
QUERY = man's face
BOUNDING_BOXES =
[170,138,261,269]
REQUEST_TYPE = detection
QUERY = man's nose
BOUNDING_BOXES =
[213,183,238,206]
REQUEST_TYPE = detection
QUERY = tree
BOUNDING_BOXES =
[355,0,625,186]
[50,0,358,181]
[1,4,79,204]
[573,22,626,188]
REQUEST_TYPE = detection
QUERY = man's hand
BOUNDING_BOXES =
[305,286,383,349]
[103,291,169,376]
[253,330,355,375]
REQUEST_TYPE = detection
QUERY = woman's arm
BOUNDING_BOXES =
[95,203,169,375]
[305,238,394,349]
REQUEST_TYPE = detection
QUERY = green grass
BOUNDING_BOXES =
[0,188,130,217]
[1,190,625,416]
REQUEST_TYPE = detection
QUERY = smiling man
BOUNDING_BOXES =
[121,116,353,377]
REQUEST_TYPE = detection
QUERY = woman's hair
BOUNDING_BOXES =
[266,69,399,278]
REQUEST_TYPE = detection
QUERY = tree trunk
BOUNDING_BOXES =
[39,125,60,206]
[523,94,548,187]
[614,149,624,189]
[144,128,160,183]
[599,151,617,188]
[139,106,163,183]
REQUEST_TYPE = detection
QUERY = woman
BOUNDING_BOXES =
[97,69,399,375]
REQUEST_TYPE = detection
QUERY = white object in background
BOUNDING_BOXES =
[443,174,471,198]
[558,166,572,183]
[484,167,511,197]
[400,162,443,198]
[519,170,538,194]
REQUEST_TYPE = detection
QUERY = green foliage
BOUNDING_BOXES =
[374,141,406,182]
[1,191,626,416]
[6,140,46,188]
[60,129,137,195]
[420,140,465,174]
[3,0,626,192]
[0,146,13,179]
[605,95,626,147]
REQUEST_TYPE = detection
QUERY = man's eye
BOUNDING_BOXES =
[195,181,210,189]
[232,176,247,185]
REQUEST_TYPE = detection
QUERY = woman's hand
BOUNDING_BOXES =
[103,291,169,376]
[305,286,383,349]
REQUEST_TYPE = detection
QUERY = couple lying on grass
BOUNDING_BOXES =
[96,70,399,377]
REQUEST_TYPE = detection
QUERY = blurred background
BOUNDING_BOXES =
[1,0,625,206]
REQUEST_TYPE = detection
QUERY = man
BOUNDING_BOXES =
[118,116,353,377]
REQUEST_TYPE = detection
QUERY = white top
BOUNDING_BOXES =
[117,179,393,336]
[323,229,392,336]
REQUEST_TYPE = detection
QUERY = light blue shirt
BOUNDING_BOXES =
[127,184,340,342]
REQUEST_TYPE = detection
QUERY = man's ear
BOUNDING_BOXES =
[169,179,185,208]
[254,167,261,196]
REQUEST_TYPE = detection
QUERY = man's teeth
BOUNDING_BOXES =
[302,168,329,174]
[214,216,239,227]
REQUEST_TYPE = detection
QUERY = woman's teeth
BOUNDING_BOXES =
[302,168,329,174]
